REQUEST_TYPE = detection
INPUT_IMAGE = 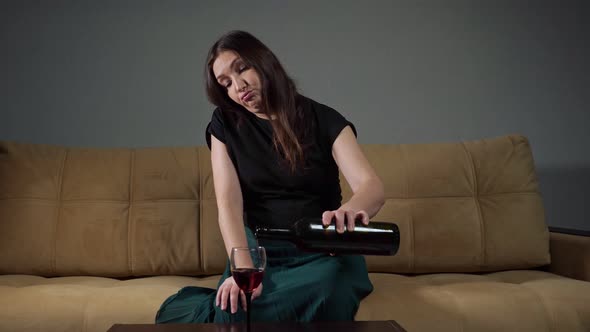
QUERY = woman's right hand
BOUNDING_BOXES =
[216,276,263,313]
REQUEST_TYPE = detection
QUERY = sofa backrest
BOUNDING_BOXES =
[0,143,224,277]
[344,135,550,273]
[0,135,549,277]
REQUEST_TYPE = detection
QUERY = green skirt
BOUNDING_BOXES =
[155,227,373,323]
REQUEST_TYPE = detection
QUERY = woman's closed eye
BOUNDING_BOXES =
[220,64,248,89]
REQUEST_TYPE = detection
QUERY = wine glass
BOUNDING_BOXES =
[230,246,266,332]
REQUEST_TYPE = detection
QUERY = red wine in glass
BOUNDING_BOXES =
[230,246,266,332]
[232,268,264,293]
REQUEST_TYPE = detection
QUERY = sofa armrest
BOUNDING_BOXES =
[547,227,590,282]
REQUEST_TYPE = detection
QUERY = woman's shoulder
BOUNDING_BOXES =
[299,95,349,124]
[210,106,232,118]
[299,95,347,127]
[210,106,245,125]
[299,95,337,113]
[298,94,357,140]
[205,106,247,148]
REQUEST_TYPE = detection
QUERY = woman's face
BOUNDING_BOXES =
[212,50,264,116]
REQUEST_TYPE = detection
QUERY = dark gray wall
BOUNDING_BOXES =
[1,1,588,230]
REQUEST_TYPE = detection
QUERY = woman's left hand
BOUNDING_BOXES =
[321,209,369,233]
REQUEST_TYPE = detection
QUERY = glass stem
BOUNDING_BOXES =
[246,292,252,332]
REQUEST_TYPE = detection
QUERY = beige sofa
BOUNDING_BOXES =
[1,135,589,332]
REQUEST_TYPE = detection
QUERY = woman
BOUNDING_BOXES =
[156,30,385,323]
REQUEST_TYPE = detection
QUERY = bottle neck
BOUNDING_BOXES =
[254,226,295,241]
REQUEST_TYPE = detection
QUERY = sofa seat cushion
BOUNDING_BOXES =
[0,275,219,332]
[357,270,590,332]
[2,271,589,332]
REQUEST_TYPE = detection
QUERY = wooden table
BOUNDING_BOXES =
[107,321,407,332]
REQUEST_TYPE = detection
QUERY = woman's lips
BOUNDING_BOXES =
[241,91,254,102]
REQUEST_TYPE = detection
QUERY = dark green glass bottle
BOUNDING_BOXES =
[254,217,400,255]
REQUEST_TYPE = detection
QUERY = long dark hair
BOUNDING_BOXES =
[205,30,308,173]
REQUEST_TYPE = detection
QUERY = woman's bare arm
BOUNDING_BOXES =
[323,126,385,231]
[210,135,249,257]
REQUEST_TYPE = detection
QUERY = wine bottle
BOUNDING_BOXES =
[254,217,400,256]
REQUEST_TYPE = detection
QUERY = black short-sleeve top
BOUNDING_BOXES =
[206,95,356,229]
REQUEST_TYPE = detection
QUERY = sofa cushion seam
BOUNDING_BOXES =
[399,144,414,272]
[128,150,135,275]
[81,291,91,332]
[438,288,466,332]
[52,148,68,275]
[519,284,556,332]
[461,142,486,268]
